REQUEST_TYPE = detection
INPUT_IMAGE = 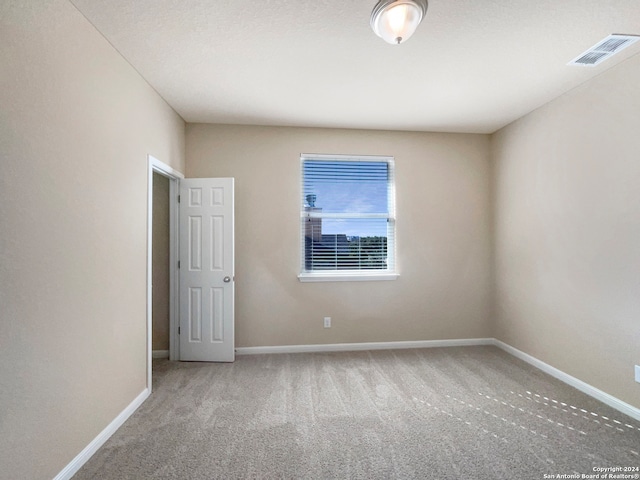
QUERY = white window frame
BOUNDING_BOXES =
[298,153,398,282]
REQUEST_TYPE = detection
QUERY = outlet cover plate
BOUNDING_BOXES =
[324,317,331,328]
[635,365,640,383]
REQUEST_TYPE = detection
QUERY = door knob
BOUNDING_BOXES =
[223,276,231,283]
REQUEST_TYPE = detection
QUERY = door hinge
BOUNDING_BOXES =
[178,327,181,335]
[178,195,181,203]
[178,260,181,269]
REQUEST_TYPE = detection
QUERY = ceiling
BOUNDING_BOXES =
[70,0,640,134]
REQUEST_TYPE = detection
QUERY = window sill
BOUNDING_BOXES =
[298,272,399,283]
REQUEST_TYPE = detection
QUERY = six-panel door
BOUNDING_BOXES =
[179,178,234,362]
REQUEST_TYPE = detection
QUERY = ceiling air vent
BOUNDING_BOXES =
[568,34,639,67]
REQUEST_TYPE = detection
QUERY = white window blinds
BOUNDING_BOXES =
[300,154,396,276]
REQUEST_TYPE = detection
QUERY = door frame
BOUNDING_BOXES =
[147,155,183,391]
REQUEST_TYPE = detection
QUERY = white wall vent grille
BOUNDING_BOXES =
[568,34,639,67]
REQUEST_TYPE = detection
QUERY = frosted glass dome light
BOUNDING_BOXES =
[370,0,428,45]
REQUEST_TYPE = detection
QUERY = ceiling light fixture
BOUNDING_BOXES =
[370,0,428,45]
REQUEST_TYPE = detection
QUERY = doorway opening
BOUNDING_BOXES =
[152,171,170,359]
[146,155,183,392]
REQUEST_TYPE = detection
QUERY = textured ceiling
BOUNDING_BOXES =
[70,0,640,133]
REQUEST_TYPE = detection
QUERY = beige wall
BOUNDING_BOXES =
[186,124,492,348]
[0,2,185,479]
[152,172,171,351]
[492,54,640,409]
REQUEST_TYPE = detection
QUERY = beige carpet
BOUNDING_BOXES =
[73,346,640,479]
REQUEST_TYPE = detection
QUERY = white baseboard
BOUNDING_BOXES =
[235,338,494,355]
[54,388,150,480]
[152,350,169,359]
[492,339,640,422]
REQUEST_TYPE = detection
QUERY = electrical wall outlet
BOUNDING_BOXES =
[324,317,331,328]
[635,365,640,384]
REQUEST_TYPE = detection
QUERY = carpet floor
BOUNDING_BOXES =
[73,346,640,479]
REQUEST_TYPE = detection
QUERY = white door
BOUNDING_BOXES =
[179,178,234,362]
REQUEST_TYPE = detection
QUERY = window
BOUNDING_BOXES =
[299,154,397,282]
